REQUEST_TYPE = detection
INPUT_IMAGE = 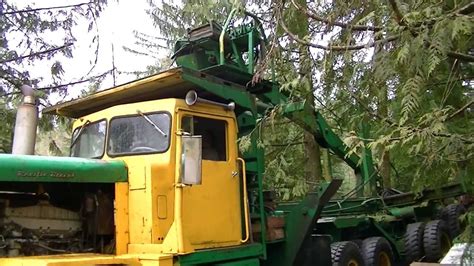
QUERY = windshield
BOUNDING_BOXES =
[70,120,106,158]
[108,112,171,156]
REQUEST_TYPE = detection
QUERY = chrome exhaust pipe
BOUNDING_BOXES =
[185,90,235,111]
[12,85,38,155]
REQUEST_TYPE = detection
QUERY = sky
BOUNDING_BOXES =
[83,0,161,85]
[11,0,165,103]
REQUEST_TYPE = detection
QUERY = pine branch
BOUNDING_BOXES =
[82,4,101,78]
[385,2,474,62]
[279,17,398,51]
[2,2,94,15]
[389,0,474,62]
[290,0,382,31]
[338,87,472,145]
[0,43,73,64]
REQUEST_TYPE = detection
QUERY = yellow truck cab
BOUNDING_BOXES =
[73,95,244,255]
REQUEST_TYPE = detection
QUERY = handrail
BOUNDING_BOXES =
[219,8,237,65]
[238,157,250,243]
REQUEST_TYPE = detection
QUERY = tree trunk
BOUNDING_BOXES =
[297,0,323,183]
[322,148,332,181]
[304,131,323,182]
[380,149,391,188]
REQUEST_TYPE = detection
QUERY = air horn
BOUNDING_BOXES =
[185,90,235,111]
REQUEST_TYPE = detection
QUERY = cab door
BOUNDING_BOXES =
[179,113,242,249]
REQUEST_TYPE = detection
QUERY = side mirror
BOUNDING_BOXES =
[181,135,202,185]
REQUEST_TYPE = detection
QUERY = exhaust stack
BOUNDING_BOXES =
[12,85,38,155]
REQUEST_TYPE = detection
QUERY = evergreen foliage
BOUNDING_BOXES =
[140,0,473,197]
[0,0,108,153]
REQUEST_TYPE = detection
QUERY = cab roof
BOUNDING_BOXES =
[43,68,193,118]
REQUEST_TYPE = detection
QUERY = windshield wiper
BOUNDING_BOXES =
[137,110,167,137]
[70,120,91,148]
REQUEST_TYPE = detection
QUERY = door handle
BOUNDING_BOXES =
[237,157,249,243]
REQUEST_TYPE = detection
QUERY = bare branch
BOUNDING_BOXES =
[37,70,112,92]
[290,0,382,31]
[2,2,93,15]
[447,99,474,120]
[457,2,474,15]
[0,43,73,64]
[447,51,474,62]
[387,0,404,24]
[0,69,112,98]
[279,17,398,51]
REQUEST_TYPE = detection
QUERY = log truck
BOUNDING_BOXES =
[0,11,468,266]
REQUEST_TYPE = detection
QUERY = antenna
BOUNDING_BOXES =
[111,41,116,86]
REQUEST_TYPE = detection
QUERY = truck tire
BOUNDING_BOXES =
[404,222,425,263]
[440,204,465,238]
[330,241,364,266]
[298,235,332,266]
[361,237,394,266]
[423,220,452,262]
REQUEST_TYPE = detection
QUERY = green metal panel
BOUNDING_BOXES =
[252,136,267,259]
[178,243,263,265]
[359,122,378,196]
[264,192,319,266]
[263,180,341,266]
[331,216,369,228]
[181,67,258,115]
[282,101,361,170]
[389,206,415,218]
[214,258,260,266]
[0,154,127,183]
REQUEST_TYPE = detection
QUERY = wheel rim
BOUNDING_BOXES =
[347,259,359,266]
[379,251,391,266]
[440,232,451,255]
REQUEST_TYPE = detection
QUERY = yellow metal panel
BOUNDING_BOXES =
[0,254,140,266]
[178,111,242,250]
[0,254,174,266]
[157,195,167,219]
[129,165,146,190]
[149,134,176,244]
[90,99,179,246]
[115,182,129,255]
[134,254,174,266]
[43,68,189,118]
[128,243,167,254]
[129,188,152,243]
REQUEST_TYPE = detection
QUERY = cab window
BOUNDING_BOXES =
[70,120,106,159]
[108,112,171,156]
[182,116,227,161]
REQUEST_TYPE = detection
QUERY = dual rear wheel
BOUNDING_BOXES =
[331,237,394,266]
[404,219,453,263]
[330,207,460,266]
[331,241,363,266]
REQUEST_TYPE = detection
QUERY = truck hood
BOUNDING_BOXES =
[0,154,127,183]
